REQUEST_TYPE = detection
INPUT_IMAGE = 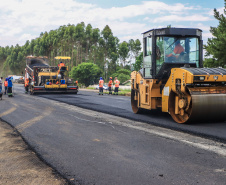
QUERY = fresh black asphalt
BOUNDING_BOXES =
[39,89,226,142]
[1,84,226,185]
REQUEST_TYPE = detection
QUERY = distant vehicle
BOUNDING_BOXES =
[95,85,108,90]
[18,77,25,84]
[8,75,24,83]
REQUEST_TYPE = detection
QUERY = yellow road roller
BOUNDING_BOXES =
[131,28,226,123]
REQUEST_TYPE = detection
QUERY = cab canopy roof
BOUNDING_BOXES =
[142,27,202,38]
[55,56,71,60]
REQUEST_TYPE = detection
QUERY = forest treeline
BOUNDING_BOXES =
[1,2,225,85]
[0,22,141,84]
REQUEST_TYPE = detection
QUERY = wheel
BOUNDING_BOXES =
[131,89,142,114]
[168,91,192,123]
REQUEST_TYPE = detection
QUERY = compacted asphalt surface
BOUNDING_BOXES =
[39,88,226,142]
[0,84,226,185]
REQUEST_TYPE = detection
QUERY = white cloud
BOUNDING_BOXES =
[18,33,34,42]
[153,14,210,23]
[0,0,215,46]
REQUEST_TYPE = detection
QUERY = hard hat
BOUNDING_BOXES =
[100,77,102,80]
[60,61,63,63]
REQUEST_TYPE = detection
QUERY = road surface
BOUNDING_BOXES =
[0,84,226,185]
[39,88,226,141]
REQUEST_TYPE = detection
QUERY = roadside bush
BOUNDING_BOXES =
[71,63,102,87]
[111,69,131,84]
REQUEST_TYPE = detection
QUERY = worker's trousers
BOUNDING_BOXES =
[25,86,29,92]
[8,87,12,96]
[99,87,103,95]
[5,86,7,94]
[109,87,112,94]
[114,87,119,95]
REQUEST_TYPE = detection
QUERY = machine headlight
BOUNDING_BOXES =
[194,76,205,81]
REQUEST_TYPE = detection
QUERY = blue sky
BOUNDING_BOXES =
[0,0,224,47]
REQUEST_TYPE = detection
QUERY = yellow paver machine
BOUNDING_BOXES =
[25,56,78,94]
[131,28,226,123]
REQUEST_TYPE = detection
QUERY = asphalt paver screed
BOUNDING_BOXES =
[0,120,67,185]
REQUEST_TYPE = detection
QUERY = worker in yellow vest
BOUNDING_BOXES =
[99,77,104,95]
[114,77,120,95]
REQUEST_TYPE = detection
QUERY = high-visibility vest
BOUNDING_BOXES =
[4,81,8,87]
[99,80,104,88]
[108,80,112,87]
[167,44,184,58]
[115,80,120,87]
[60,63,65,67]
[25,79,29,87]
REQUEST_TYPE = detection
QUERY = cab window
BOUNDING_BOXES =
[143,37,152,78]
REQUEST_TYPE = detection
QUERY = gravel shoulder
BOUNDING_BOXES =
[0,120,67,185]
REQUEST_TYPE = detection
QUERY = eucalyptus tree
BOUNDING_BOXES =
[100,25,119,78]
[118,41,129,67]
[128,39,141,69]
[85,24,93,61]
[75,22,85,65]
[46,30,57,64]
[134,39,142,57]
[57,25,67,56]
[90,28,100,64]
[100,25,113,66]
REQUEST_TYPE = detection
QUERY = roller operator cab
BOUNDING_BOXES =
[131,28,226,123]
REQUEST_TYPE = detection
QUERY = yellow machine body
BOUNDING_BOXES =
[25,56,78,94]
[131,27,226,123]
[131,69,226,123]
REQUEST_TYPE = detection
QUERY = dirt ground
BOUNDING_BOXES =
[0,120,67,185]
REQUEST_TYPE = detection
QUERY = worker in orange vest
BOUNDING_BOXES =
[108,77,113,95]
[4,78,8,95]
[166,40,184,59]
[114,77,120,95]
[24,78,29,93]
[99,77,104,95]
[58,61,65,67]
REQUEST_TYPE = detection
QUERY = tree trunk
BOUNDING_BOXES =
[72,45,74,69]
[76,43,79,66]
[80,46,83,63]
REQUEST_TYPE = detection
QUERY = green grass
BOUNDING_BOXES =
[85,86,131,96]
[87,87,96,90]
[103,89,131,96]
